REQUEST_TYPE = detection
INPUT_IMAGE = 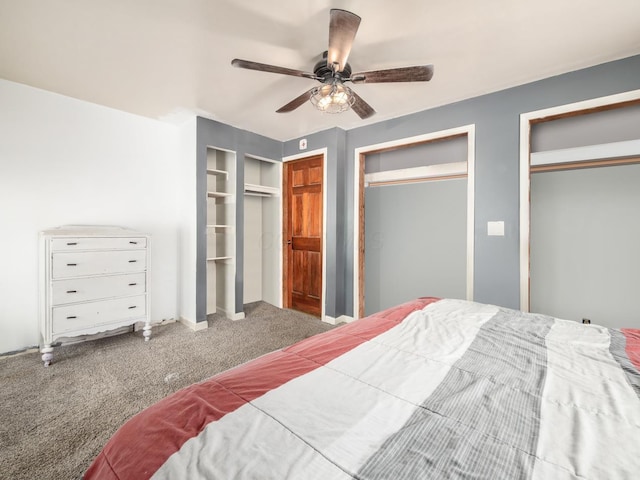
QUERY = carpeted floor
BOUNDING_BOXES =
[0,302,336,480]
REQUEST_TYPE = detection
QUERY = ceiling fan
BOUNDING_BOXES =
[231,9,434,119]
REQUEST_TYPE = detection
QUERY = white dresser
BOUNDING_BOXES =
[39,226,151,366]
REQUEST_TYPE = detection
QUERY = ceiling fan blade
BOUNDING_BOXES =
[276,88,315,113]
[350,90,376,119]
[327,9,361,72]
[351,65,434,84]
[231,59,317,79]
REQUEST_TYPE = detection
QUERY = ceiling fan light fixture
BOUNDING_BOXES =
[232,9,432,119]
[310,81,355,114]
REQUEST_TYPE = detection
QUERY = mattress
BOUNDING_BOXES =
[85,298,640,479]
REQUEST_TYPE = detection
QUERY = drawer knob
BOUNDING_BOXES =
[128,260,137,263]
[67,263,77,266]
[129,241,138,245]
[66,315,77,319]
[66,290,77,294]
[66,242,78,246]
[128,306,137,309]
[128,283,137,286]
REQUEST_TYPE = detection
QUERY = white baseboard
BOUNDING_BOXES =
[0,346,39,359]
[228,311,245,321]
[216,306,245,321]
[339,315,355,324]
[179,317,208,331]
[323,315,354,325]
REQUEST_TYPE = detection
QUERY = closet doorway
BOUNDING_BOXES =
[243,154,282,309]
[519,89,640,328]
[354,126,475,319]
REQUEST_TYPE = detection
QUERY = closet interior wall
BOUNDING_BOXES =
[528,101,640,329]
[243,156,282,308]
[363,136,469,316]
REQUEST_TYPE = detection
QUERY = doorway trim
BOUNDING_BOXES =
[352,124,476,320]
[282,148,328,321]
[519,88,640,311]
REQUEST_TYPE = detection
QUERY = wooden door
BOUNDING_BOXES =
[283,155,323,317]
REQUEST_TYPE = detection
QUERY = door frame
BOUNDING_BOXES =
[282,148,328,321]
[519,88,640,311]
[352,125,476,320]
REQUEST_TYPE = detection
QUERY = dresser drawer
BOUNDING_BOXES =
[51,237,147,252]
[52,250,146,279]
[52,295,147,335]
[51,273,146,305]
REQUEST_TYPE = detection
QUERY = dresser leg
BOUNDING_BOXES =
[41,345,54,367]
[143,322,152,342]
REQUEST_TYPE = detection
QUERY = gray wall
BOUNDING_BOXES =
[530,164,640,328]
[365,135,468,173]
[285,54,640,317]
[531,103,640,152]
[282,127,346,318]
[196,118,282,323]
[342,55,640,315]
[206,54,640,321]
[365,179,467,315]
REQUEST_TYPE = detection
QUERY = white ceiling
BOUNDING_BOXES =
[1,0,639,141]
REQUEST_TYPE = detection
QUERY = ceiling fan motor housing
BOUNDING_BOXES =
[314,51,352,83]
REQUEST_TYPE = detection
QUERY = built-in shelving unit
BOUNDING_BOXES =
[206,148,237,318]
[243,154,282,307]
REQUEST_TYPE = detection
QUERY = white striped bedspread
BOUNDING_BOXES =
[85,298,640,480]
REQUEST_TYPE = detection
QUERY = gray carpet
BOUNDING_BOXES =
[0,302,336,480]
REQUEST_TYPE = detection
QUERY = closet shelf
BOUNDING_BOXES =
[206,256,233,262]
[530,139,640,167]
[244,183,280,197]
[207,191,232,199]
[206,168,228,179]
[245,192,272,198]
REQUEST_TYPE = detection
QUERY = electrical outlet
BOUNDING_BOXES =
[299,138,307,150]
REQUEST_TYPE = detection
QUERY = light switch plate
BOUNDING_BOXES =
[487,221,505,236]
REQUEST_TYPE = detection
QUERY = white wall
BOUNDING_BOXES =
[177,117,196,323]
[0,79,188,354]
[244,195,263,304]
[244,158,263,304]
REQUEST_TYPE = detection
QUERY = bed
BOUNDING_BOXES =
[85,297,640,479]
